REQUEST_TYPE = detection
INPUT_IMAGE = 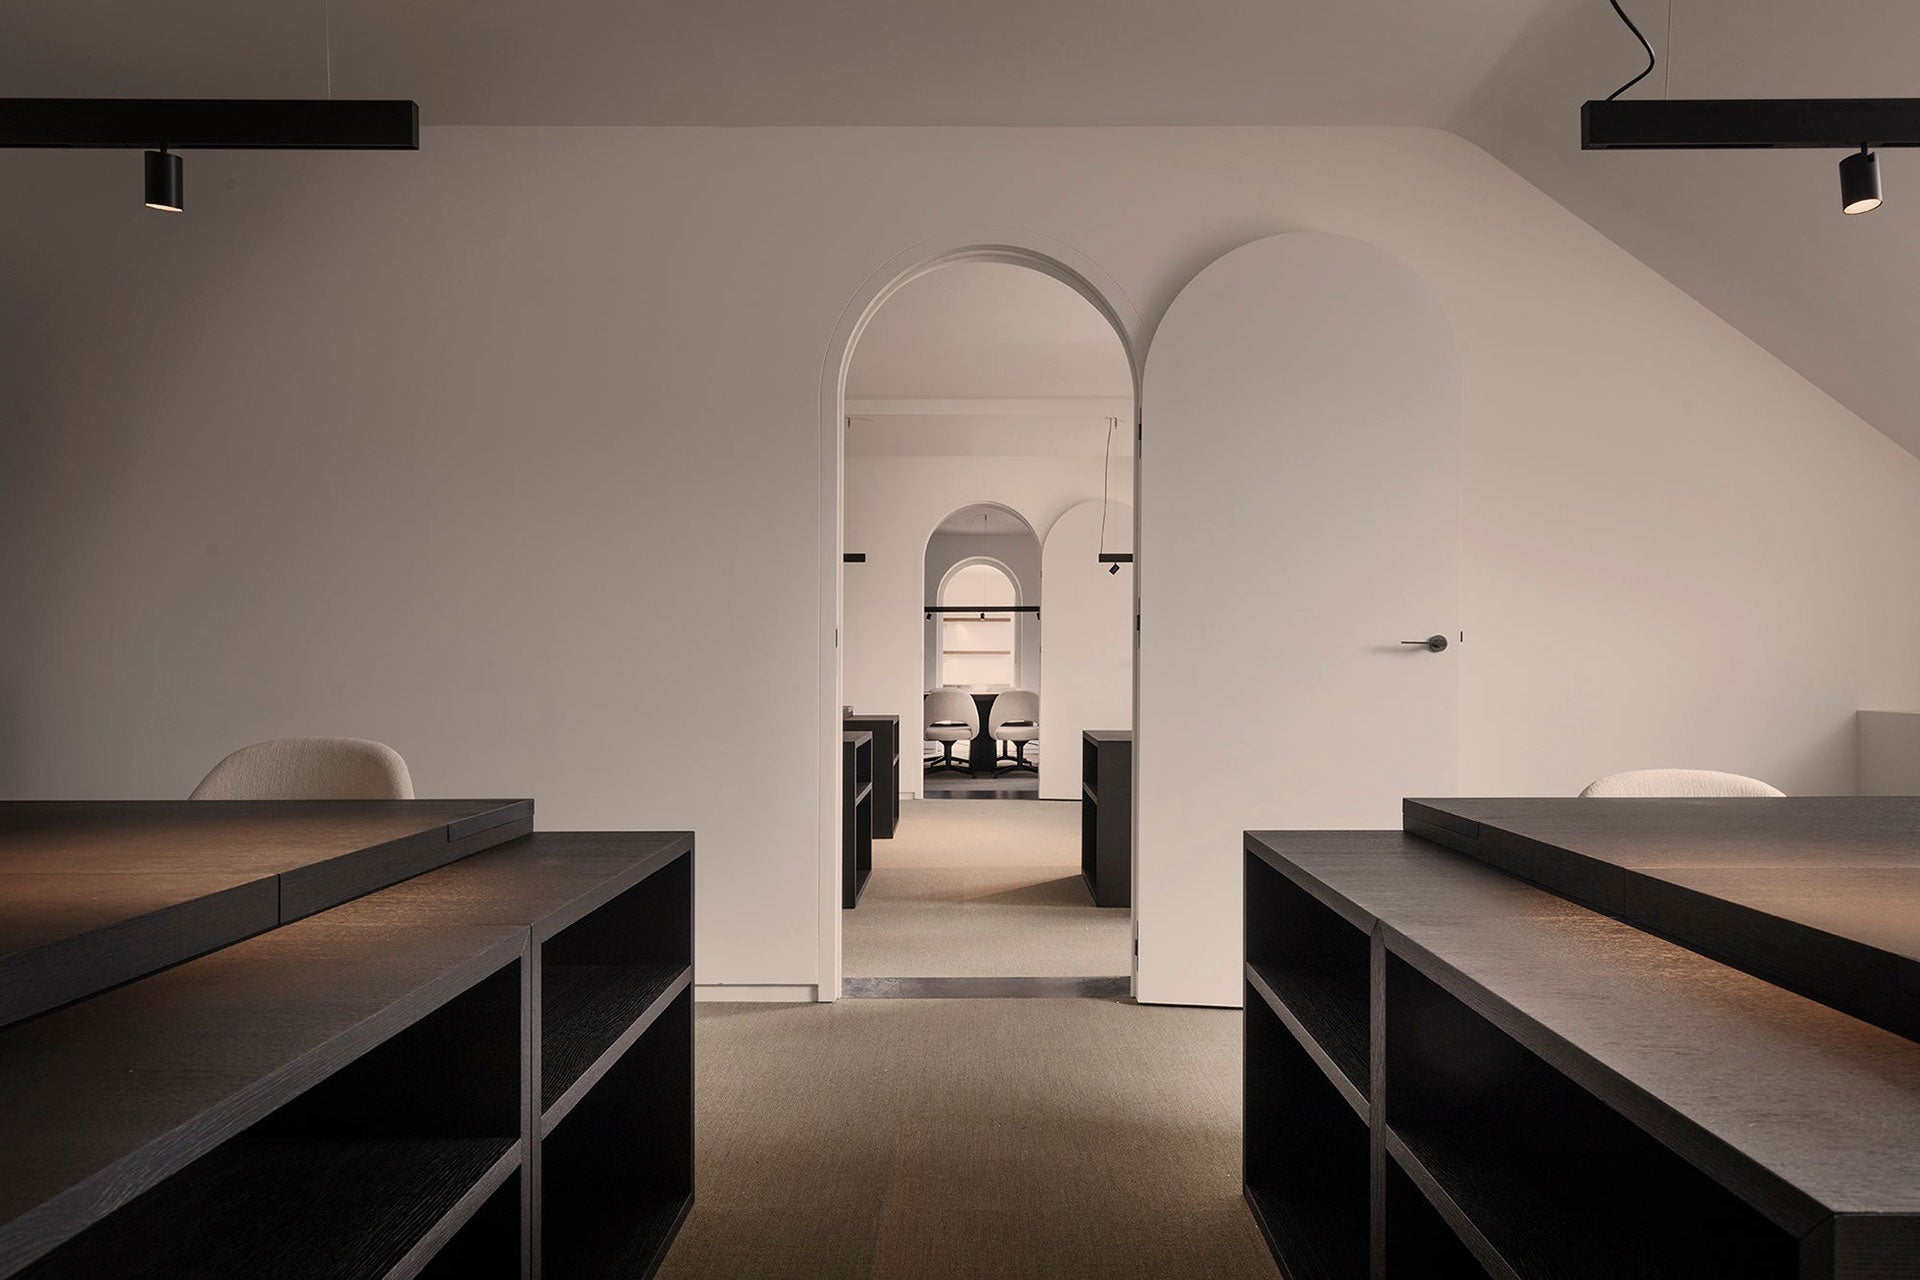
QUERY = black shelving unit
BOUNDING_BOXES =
[1244,828,1920,1280]
[1080,730,1131,907]
[0,819,695,1280]
[842,731,873,909]
[842,715,899,839]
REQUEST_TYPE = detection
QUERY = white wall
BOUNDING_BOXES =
[1858,711,1920,796]
[846,453,1129,796]
[5,128,1920,1003]
[923,532,1040,693]
[1037,500,1134,800]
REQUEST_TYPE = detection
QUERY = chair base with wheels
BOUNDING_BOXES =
[925,735,974,778]
[986,690,1040,777]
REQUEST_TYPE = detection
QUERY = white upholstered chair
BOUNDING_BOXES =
[190,737,416,800]
[924,691,980,778]
[988,689,1040,774]
[1578,768,1784,798]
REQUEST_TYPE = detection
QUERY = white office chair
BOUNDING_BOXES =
[1578,768,1784,798]
[988,689,1039,774]
[924,691,980,778]
[190,737,416,800]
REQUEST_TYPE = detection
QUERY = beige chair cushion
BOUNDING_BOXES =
[1578,768,1783,798]
[190,737,415,800]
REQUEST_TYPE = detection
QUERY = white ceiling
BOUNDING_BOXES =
[933,505,1034,537]
[0,1,1554,125]
[846,263,1133,458]
[9,0,1920,455]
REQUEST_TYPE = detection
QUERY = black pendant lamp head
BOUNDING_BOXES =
[1840,146,1882,215]
[144,147,182,212]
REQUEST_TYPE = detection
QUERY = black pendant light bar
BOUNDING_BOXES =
[0,99,418,150]
[1582,99,1920,151]
[1096,553,1133,564]
[843,553,867,563]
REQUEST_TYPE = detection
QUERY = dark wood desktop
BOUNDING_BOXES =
[0,802,693,1280]
[1241,799,1920,1280]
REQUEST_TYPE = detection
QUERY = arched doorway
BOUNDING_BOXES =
[826,241,1141,996]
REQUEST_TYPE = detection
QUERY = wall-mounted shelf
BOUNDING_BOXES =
[1244,828,1920,1279]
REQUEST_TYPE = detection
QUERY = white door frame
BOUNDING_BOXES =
[815,231,1143,1000]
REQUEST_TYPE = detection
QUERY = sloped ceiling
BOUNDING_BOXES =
[6,0,1916,454]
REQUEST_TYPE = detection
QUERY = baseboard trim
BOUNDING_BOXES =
[695,983,820,1003]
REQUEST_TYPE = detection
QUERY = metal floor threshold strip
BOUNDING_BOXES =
[841,976,1131,999]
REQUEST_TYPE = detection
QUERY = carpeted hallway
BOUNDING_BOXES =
[655,998,1275,1279]
[654,798,1272,1278]
[843,799,1132,978]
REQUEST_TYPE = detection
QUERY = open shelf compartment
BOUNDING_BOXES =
[20,959,523,1280]
[1243,981,1369,1280]
[540,852,693,1115]
[1384,1153,1489,1278]
[1382,951,1800,1280]
[542,985,694,1280]
[1244,849,1371,1098]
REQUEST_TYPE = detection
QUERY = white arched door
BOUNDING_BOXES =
[1136,233,1460,1006]
[1039,499,1134,800]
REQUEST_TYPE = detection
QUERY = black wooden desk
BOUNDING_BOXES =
[1405,796,1920,1043]
[1244,825,1920,1279]
[0,804,694,1280]
[0,799,532,1028]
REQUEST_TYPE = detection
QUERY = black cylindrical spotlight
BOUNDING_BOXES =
[144,148,183,212]
[1840,146,1881,215]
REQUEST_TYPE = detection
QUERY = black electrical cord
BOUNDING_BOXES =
[1604,0,1658,100]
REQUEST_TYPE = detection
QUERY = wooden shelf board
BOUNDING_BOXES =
[542,1190,692,1280]
[541,963,691,1116]
[1242,1180,1368,1280]
[16,1133,517,1280]
[1244,963,1368,1120]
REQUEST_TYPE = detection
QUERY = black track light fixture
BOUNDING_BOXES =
[1841,147,1882,215]
[1584,2,1919,216]
[144,147,182,212]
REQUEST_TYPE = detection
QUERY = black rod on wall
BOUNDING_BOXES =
[0,99,419,150]
[843,553,867,563]
[1582,99,1920,150]
[923,606,1040,614]
[1097,553,1134,564]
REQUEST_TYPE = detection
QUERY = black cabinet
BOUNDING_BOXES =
[1244,827,1920,1280]
[1080,731,1132,907]
[842,715,899,839]
[842,732,873,909]
[0,813,694,1280]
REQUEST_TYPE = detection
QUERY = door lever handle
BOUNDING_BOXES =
[1401,635,1449,653]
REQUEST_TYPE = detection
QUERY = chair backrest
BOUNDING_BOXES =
[1578,768,1784,798]
[924,690,980,735]
[190,737,416,800]
[988,689,1039,734]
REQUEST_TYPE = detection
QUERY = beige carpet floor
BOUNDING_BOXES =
[844,800,1132,978]
[655,998,1276,1279]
